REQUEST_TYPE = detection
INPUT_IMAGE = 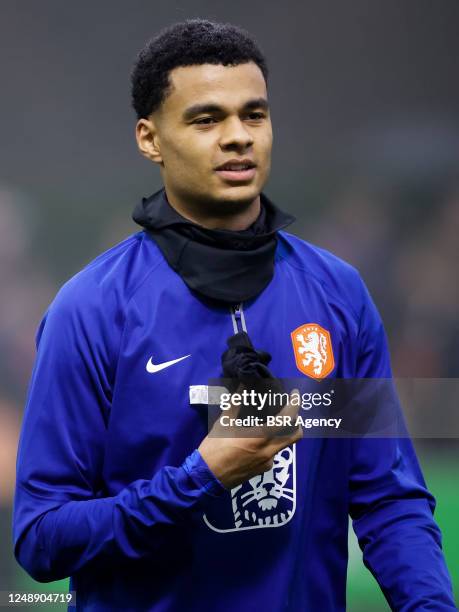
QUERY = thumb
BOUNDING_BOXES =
[281,388,301,419]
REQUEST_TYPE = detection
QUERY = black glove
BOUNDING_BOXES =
[221,332,287,417]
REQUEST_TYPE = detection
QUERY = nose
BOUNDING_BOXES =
[262,482,275,495]
[219,116,254,151]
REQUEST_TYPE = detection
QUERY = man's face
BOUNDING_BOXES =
[140,61,272,213]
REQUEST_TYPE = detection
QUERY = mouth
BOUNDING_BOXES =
[215,160,257,183]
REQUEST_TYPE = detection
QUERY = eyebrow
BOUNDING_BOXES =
[182,97,269,121]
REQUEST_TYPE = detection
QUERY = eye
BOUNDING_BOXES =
[194,116,217,125]
[247,112,266,120]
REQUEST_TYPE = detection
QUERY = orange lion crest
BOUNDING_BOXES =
[291,324,334,379]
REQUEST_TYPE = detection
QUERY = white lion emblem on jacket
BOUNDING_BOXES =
[296,330,328,376]
[203,445,296,532]
[230,446,295,528]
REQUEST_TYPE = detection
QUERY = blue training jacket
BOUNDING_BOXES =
[13,227,456,611]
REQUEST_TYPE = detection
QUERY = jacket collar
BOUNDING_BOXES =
[132,187,295,304]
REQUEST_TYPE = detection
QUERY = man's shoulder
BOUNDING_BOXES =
[278,230,365,300]
[49,230,163,319]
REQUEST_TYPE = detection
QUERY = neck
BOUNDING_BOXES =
[163,188,261,231]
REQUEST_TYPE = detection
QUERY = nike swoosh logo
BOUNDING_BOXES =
[146,354,191,374]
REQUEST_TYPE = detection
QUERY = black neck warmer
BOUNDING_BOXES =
[131,188,295,304]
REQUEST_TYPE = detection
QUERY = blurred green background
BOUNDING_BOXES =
[1,1,458,609]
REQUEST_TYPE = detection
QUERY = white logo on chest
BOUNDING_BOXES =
[146,354,190,373]
[203,445,296,533]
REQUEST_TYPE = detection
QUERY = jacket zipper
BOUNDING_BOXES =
[230,303,247,334]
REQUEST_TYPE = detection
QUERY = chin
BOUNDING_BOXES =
[213,184,261,205]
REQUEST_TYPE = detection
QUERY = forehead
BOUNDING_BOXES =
[162,62,267,114]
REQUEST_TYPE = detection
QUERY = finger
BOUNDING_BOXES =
[278,389,302,419]
[259,389,301,438]
[269,423,303,455]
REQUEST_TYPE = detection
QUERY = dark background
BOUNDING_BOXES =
[1,2,458,609]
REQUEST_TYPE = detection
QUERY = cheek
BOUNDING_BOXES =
[264,131,274,151]
[256,131,273,159]
[166,134,215,172]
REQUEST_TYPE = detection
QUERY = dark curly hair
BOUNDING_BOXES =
[130,19,269,119]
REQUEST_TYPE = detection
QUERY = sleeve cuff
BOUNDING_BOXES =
[182,449,227,498]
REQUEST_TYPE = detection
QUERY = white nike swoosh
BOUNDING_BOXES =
[146,354,191,374]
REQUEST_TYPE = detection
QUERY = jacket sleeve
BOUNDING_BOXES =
[349,277,457,610]
[12,280,225,583]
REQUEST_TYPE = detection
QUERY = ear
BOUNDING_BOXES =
[135,117,163,165]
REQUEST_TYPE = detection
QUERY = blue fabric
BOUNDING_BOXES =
[13,230,456,611]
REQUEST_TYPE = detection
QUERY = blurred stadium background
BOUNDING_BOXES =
[1,1,458,609]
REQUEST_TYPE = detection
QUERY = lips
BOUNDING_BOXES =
[215,159,257,182]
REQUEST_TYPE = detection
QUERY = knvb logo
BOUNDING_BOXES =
[291,323,334,379]
[203,446,296,533]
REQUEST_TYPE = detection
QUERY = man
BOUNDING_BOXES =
[13,19,456,611]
